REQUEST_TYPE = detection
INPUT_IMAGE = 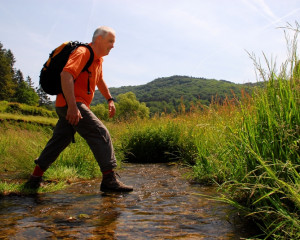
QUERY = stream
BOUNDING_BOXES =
[0,163,256,239]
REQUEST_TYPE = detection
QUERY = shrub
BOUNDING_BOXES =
[121,120,197,163]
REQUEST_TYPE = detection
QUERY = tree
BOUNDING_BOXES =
[14,69,24,85]
[116,92,150,121]
[25,76,39,106]
[26,75,34,89]
[91,103,109,121]
[36,85,53,109]
[14,70,39,105]
[5,49,16,70]
[0,42,16,100]
[91,92,150,121]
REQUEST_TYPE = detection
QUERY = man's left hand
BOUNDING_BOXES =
[108,101,116,118]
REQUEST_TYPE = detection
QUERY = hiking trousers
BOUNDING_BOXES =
[35,102,117,173]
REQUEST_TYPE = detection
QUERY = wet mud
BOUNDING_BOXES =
[0,163,256,239]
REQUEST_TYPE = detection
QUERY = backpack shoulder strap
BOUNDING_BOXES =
[78,44,94,95]
[81,44,94,72]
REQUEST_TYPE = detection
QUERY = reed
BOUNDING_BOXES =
[213,24,300,239]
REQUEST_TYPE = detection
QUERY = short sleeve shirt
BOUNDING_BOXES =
[55,44,103,108]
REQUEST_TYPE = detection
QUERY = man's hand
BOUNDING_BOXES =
[108,101,116,118]
[60,71,83,125]
[66,105,83,125]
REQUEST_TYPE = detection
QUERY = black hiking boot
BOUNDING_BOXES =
[24,175,43,189]
[100,171,133,192]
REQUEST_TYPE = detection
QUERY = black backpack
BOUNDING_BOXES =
[39,41,94,95]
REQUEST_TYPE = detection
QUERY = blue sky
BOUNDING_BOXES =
[1,0,300,90]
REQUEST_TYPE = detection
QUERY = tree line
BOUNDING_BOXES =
[0,42,52,109]
[92,75,259,115]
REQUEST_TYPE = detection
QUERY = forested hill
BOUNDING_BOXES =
[92,75,258,114]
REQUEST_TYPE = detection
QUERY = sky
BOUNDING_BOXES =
[1,0,300,90]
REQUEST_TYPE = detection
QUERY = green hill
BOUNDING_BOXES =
[92,75,258,114]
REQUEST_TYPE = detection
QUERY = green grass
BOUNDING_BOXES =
[120,120,195,163]
[0,112,57,127]
[0,119,123,195]
[0,101,57,118]
[0,181,66,195]
[220,78,300,239]
[46,136,102,180]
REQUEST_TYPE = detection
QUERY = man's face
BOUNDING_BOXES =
[98,32,115,56]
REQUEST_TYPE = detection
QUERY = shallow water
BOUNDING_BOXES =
[0,163,255,239]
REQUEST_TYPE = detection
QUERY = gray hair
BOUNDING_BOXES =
[92,26,115,42]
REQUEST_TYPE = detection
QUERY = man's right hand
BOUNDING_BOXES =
[61,71,83,125]
[66,106,82,126]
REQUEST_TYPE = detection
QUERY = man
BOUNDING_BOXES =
[26,26,133,192]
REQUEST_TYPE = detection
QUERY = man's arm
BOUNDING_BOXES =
[60,71,82,125]
[97,79,116,118]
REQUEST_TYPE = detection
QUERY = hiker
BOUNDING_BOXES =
[26,26,133,192]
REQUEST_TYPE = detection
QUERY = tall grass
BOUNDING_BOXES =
[0,121,122,194]
[0,122,53,175]
[120,118,197,163]
[211,24,300,239]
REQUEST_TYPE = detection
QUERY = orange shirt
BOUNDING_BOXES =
[55,43,103,108]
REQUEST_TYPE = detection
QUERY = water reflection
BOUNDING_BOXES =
[0,164,255,239]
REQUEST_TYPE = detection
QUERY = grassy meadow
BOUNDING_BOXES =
[1,29,299,240]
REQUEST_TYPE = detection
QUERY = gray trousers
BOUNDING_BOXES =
[35,102,117,173]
